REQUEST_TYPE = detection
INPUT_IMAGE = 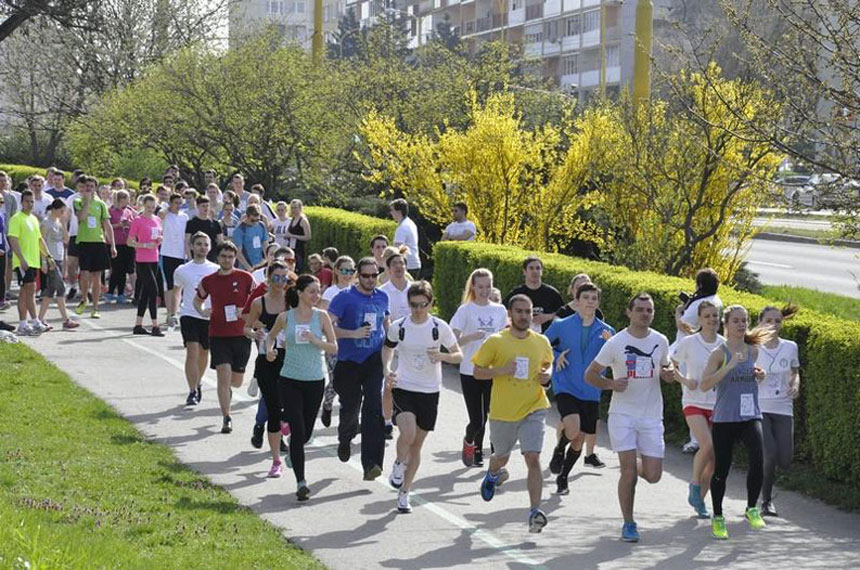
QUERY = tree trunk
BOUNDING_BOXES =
[0,12,30,44]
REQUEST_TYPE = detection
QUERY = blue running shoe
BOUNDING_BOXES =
[480,470,499,502]
[621,521,640,542]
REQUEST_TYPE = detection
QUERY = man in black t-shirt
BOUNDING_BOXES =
[184,196,222,262]
[503,255,564,333]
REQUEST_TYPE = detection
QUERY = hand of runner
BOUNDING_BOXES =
[499,359,518,377]
[302,329,320,345]
[788,382,800,398]
[611,377,629,392]
[538,370,552,386]
[254,329,266,342]
[754,365,766,381]
[355,324,372,339]
[555,349,569,371]
[384,370,397,388]
[660,365,674,383]
[110,246,117,258]
[266,347,277,362]
[427,347,443,363]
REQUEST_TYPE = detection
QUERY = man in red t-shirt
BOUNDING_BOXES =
[195,241,255,434]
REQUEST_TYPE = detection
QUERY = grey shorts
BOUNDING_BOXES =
[489,408,547,457]
[41,262,65,298]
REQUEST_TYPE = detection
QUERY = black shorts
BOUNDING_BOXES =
[162,256,184,290]
[67,235,81,258]
[209,336,251,372]
[180,316,210,351]
[393,388,440,432]
[78,242,110,272]
[556,393,600,435]
[16,266,37,284]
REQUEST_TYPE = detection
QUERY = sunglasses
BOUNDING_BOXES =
[358,273,377,279]
[270,274,292,284]
[339,268,356,275]
[409,301,430,309]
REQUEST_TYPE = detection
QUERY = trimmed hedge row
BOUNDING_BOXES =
[305,206,397,264]
[0,163,140,190]
[433,241,860,486]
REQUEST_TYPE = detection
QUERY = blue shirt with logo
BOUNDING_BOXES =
[328,285,390,363]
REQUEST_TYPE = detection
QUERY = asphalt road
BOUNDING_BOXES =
[746,238,860,298]
[20,304,860,570]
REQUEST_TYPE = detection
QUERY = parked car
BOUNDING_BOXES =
[775,174,813,207]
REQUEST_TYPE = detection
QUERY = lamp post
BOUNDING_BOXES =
[632,0,653,105]
[312,0,324,65]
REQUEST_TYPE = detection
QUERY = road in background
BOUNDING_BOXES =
[746,239,859,298]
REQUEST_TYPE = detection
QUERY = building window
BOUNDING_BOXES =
[525,31,543,44]
[543,20,559,42]
[297,1,306,13]
[562,54,579,76]
[583,9,600,33]
[606,45,619,67]
[565,14,580,36]
[268,0,284,14]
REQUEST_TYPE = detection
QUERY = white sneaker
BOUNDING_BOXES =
[15,324,33,336]
[497,467,510,486]
[397,490,412,513]
[247,377,259,397]
[389,460,405,489]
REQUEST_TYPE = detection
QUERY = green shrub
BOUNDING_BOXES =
[305,206,397,263]
[0,163,140,190]
[433,241,859,486]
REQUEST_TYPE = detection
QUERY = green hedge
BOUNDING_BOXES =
[0,163,139,190]
[433,241,860,486]
[305,206,397,264]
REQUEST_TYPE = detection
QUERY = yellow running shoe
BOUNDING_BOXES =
[745,507,766,530]
[712,515,729,540]
[75,299,87,315]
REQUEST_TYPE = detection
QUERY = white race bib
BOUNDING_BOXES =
[635,356,653,379]
[514,356,530,380]
[87,216,97,229]
[224,304,238,322]
[411,352,427,371]
[295,324,310,344]
[252,235,261,249]
[740,393,755,417]
[364,312,377,332]
[150,227,159,240]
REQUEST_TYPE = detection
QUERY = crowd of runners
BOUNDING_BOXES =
[0,166,801,541]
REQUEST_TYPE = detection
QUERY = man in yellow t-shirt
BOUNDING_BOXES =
[472,294,553,534]
[8,190,51,336]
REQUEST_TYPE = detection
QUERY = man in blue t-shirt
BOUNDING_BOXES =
[328,256,390,481]
[544,282,615,495]
[231,204,269,271]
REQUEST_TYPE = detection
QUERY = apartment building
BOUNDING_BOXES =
[228,0,348,48]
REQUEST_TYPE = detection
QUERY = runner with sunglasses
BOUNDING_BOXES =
[319,256,356,427]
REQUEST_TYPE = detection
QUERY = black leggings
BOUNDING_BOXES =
[710,419,764,516]
[255,351,285,433]
[135,262,159,320]
[108,245,134,295]
[460,374,491,451]
[280,378,325,483]
[761,413,794,502]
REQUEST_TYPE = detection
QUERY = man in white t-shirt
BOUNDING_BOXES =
[27,175,53,221]
[586,292,674,543]
[389,198,421,279]
[159,193,189,327]
[441,202,476,242]
[383,281,461,514]
[174,232,218,406]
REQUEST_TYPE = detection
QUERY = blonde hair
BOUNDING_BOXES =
[290,199,303,213]
[568,272,592,299]
[461,268,494,305]
[723,304,775,346]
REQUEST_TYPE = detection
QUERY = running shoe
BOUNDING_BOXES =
[549,445,565,475]
[688,483,710,518]
[496,467,510,486]
[363,464,383,481]
[75,299,87,315]
[221,416,233,434]
[15,323,33,336]
[66,287,77,302]
[133,325,149,335]
[116,294,127,305]
[745,507,766,530]
[280,421,291,437]
[90,310,100,319]
[168,314,179,328]
[247,377,259,397]
[389,460,405,489]
[297,481,311,501]
[31,321,50,334]
[682,440,699,454]
[384,423,394,440]
[712,515,728,540]
[584,453,606,468]
[196,383,202,402]
[320,406,332,427]
[528,509,548,533]
[397,490,412,513]
[280,438,288,454]
[0,320,15,331]
[105,293,115,304]
[0,301,10,311]
[150,326,164,337]
[185,391,198,406]
[480,470,499,502]
[474,449,484,467]
[267,461,283,478]
[621,521,640,543]
[337,440,351,462]
[761,501,778,517]
[62,320,80,330]
[556,475,569,496]
[251,423,264,449]
[462,439,476,467]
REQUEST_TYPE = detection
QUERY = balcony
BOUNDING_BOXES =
[580,69,600,87]
[582,0,600,7]
[562,34,580,51]
[463,20,476,34]
[525,3,542,20]
[607,64,620,83]
[524,41,542,57]
[544,0,561,17]
[582,28,600,47]
[509,7,525,25]
[543,39,561,55]
[560,73,578,89]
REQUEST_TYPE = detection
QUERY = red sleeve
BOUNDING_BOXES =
[243,283,266,315]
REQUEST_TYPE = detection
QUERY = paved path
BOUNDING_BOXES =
[745,239,860,298]
[22,304,860,569]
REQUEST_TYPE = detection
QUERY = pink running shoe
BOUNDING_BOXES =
[280,421,291,437]
[267,461,283,478]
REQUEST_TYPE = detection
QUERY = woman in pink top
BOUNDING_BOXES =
[107,190,137,302]
[127,195,164,336]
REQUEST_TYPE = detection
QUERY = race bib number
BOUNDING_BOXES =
[87,216,97,229]
[635,356,653,379]
[411,352,427,371]
[150,227,159,240]
[252,235,261,249]
[514,356,530,380]
[295,324,310,344]
[740,393,755,417]
[364,312,377,332]
[224,304,238,322]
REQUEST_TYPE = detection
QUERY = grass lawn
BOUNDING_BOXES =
[759,226,837,241]
[0,343,323,570]
[762,284,860,321]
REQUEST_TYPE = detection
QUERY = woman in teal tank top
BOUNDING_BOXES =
[266,275,337,501]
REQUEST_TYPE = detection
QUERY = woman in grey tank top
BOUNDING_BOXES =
[701,305,773,540]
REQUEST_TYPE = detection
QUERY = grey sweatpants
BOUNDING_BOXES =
[761,412,794,502]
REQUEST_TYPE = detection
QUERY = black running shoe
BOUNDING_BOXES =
[337,440,351,462]
[549,445,565,475]
[251,423,264,449]
[363,464,382,481]
[221,416,233,434]
[761,501,778,517]
[556,475,569,495]
[185,391,198,406]
[132,325,149,335]
[384,423,394,440]
[584,453,606,469]
[66,287,77,302]
[474,449,484,467]
[321,407,332,428]
[196,383,202,402]
[150,326,165,337]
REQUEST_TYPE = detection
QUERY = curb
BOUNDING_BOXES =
[753,232,860,250]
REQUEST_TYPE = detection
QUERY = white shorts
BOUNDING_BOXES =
[608,413,665,458]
